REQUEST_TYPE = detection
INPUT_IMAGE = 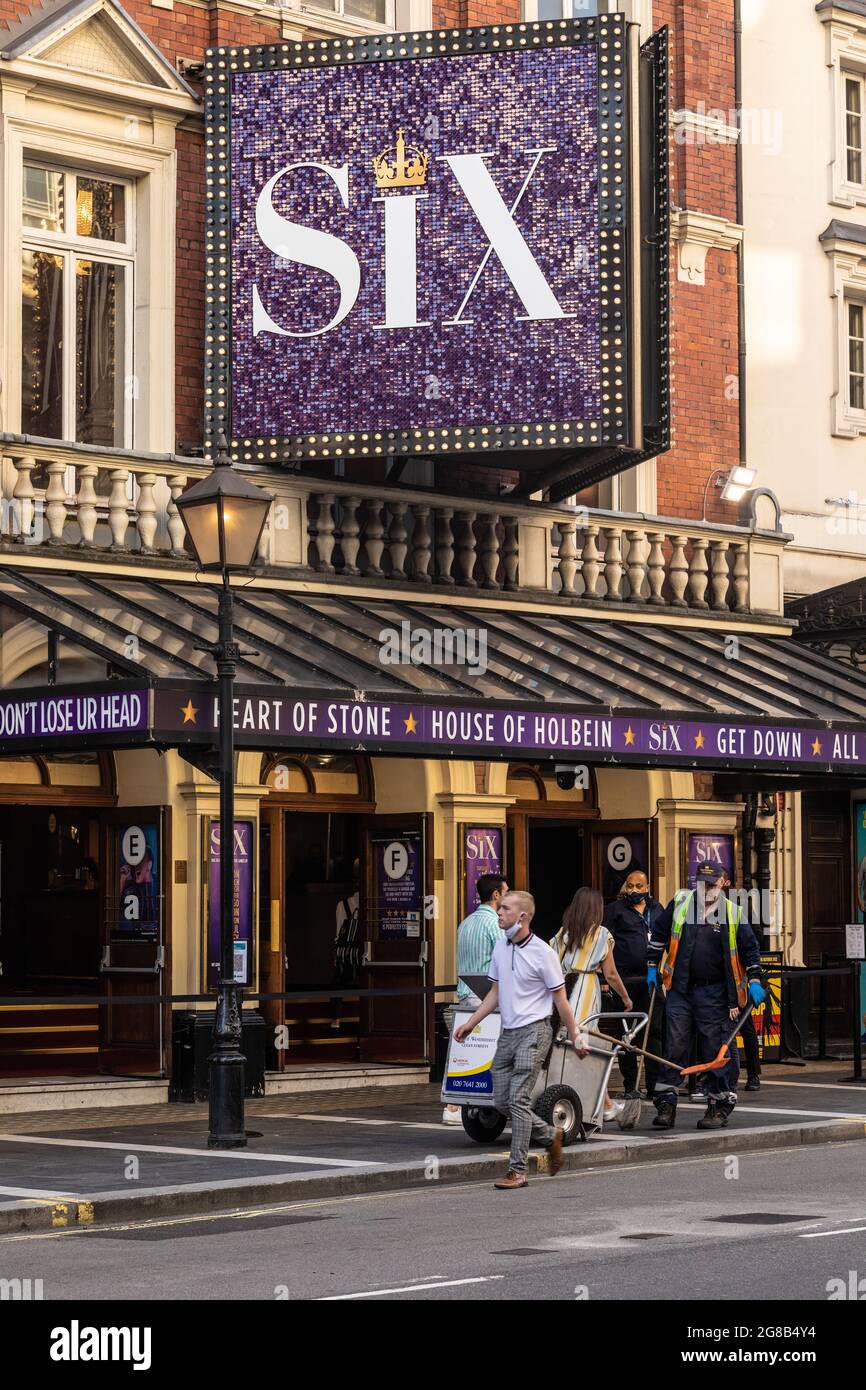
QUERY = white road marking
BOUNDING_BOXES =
[799,1224,866,1240]
[288,1113,448,1132]
[320,1275,504,1300]
[735,1106,866,1120]
[761,1079,866,1094]
[0,1133,373,1169]
[0,1186,84,1200]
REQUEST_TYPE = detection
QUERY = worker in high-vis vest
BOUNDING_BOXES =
[647,861,765,1131]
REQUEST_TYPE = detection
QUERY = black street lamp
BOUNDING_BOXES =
[176,436,271,1148]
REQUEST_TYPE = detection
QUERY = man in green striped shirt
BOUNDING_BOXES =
[443,872,508,1125]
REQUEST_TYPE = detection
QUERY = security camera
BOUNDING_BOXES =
[555,764,579,791]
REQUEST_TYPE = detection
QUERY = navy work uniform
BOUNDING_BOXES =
[647,863,763,1130]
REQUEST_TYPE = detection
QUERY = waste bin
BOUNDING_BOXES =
[780,969,809,1059]
[170,1010,266,1101]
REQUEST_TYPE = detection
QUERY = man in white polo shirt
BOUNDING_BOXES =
[455,890,585,1190]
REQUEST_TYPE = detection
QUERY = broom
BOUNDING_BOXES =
[617,987,657,1131]
[582,1026,685,1074]
[680,1001,756,1076]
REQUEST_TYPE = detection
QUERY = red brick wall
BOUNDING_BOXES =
[654,0,741,525]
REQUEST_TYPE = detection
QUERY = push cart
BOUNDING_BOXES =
[442,983,648,1146]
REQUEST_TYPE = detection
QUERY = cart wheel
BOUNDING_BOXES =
[461,1106,507,1143]
[535,1085,583,1145]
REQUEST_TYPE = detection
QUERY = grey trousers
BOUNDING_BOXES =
[492,1019,556,1173]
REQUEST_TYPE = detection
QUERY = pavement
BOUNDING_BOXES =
[2,1128,866,1305]
[0,1060,864,1234]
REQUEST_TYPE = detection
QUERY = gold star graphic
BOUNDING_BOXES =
[694,730,705,750]
[624,725,635,747]
[181,699,198,725]
[404,712,418,734]
[811,737,822,756]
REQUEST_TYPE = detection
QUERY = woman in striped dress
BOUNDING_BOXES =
[551,887,633,1122]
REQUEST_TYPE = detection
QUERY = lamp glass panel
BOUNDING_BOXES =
[180,499,223,569]
[220,495,269,568]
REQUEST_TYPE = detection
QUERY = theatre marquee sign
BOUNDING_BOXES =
[204,14,662,470]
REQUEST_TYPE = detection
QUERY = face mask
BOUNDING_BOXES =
[622,891,646,906]
[504,922,524,941]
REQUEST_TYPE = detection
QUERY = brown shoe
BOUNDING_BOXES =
[548,1126,565,1176]
[493,1170,528,1190]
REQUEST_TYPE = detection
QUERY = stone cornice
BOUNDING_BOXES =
[671,209,744,286]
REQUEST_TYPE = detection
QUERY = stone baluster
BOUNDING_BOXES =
[387,501,408,580]
[45,460,68,545]
[409,503,432,583]
[625,528,649,603]
[668,534,689,607]
[478,512,501,590]
[710,538,731,611]
[732,541,750,612]
[313,492,336,572]
[435,507,455,584]
[108,468,130,551]
[556,519,579,596]
[603,526,624,601]
[136,473,158,554]
[580,524,602,598]
[502,516,519,591]
[12,455,36,543]
[455,510,477,587]
[687,536,710,608]
[647,531,667,605]
[167,475,188,557]
[339,496,362,575]
[76,463,99,548]
[362,498,385,576]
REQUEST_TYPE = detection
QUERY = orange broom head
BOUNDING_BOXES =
[680,1047,730,1075]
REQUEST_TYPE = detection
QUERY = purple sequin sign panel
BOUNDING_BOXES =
[230,46,600,438]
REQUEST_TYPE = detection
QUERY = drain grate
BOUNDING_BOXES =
[490,1248,549,1256]
[620,1233,671,1241]
[709,1213,810,1225]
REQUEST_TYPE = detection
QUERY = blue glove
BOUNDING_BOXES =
[647,965,659,990]
[748,981,766,1007]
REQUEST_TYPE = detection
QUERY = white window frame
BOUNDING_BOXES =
[845,71,865,189]
[823,234,866,438]
[520,0,651,29]
[21,161,136,449]
[848,297,866,418]
[303,0,396,25]
[822,8,866,209]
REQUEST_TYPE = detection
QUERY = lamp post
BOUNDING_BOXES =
[176,436,271,1148]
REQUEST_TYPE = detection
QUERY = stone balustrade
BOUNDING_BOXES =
[0,441,788,617]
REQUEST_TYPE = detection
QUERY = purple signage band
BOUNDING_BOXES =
[157,689,866,772]
[0,688,148,741]
[204,17,631,463]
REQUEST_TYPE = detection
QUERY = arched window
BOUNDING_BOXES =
[506,761,597,810]
[261,752,374,806]
[0,750,115,804]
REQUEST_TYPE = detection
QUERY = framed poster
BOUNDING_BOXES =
[114,822,160,942]
[459,825,504,919]
[205,819,255,989]
[597,829,648,901]
[853,804,866,1032]
[370,832,423,939]
[681,831,737,891]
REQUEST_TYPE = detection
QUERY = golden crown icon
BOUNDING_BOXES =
[372,128,429,190]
